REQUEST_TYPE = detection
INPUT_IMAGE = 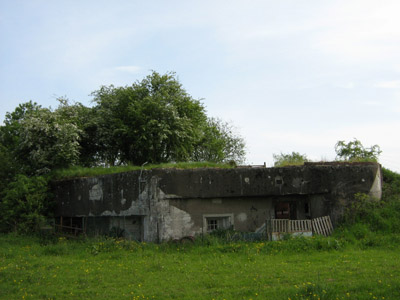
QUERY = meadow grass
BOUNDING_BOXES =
[1,234,399,300]
[50,162,234,180]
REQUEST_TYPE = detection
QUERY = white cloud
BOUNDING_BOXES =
[374,80,400,89]
[335,82,356,89]
[311,1,400,65]
[364,101,382,107]
[114,66,141,74]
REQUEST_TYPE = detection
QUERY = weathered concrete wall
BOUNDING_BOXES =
[52,162,382,241]
[153,162,381,198]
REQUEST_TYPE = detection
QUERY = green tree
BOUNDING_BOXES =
[1,101,83,174]
[55,98,99,167]
[0,101,42,156]
[0,101,44,177]
[0,143,16,193]
[335,139,381,162]
[92,71,211,165]
[1,103,81,175]
[273,152,309,167]
[192,118,246,164]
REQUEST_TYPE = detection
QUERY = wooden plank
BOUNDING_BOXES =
[323,216,331,236]
[325,216,333,235]
[317,217,326,236]
[312,218,318,235]
[320,216,332,236]
[322,216,329,236]
[312,218,317,234]
[307,220,312,231]
[320,217,327,236]
[55,224,84,231]
[313,217,323,236]
[325,217,331,235]
[314,218,320,235]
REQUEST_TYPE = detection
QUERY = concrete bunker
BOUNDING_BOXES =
[53,162,382,242]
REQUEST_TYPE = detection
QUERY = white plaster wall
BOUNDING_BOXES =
[159,201,195,240]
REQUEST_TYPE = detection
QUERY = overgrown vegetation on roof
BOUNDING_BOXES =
[273,151,309,167]
[50,162,235,180]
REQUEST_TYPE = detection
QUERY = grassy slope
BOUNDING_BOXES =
[1,235,400,300]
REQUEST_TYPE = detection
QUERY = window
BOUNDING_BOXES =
[207,219,219,231]
[203,214,234,232]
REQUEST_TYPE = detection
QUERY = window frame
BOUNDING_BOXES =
[203,213,234,232]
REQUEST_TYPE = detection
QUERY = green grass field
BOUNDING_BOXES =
[1,234,399,300]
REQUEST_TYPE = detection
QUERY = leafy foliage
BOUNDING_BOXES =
[16,108,81,174]
[90,71,246,165]
[382,167,400,200]
[0,175,50,233]
[192,118,246,164]
[335,138,381,162]
[0,100,81,175]
[272,151,309,167]
[337,169,400,240]
[0,143,17,193]
[55,98,98,167]
[91,72,208,165]
[0,101,42,151]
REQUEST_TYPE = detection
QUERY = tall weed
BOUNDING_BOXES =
[334,168,400,247]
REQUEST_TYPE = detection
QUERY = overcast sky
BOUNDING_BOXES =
[1,0,399,171]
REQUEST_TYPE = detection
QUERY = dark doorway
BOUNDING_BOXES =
[275,202,297,219]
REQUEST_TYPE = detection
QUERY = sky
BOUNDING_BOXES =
[1,0,399,171]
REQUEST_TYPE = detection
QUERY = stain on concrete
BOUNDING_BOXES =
[89,184,103,201]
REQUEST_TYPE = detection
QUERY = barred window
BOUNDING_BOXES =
[207,219,219,231]
[204,215,233,232]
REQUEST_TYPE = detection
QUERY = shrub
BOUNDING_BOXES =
[273,152,309,167]
[335,138,381,162]
[0,175,51,233]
